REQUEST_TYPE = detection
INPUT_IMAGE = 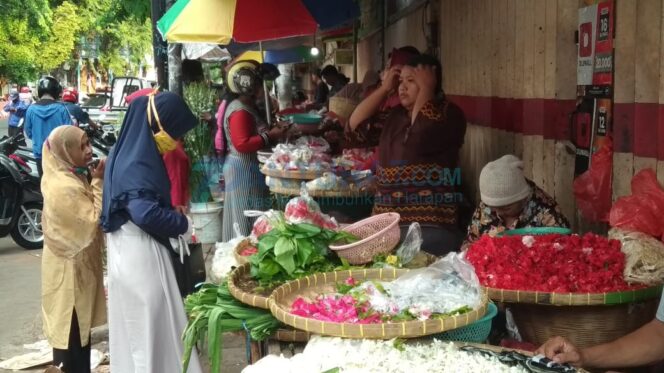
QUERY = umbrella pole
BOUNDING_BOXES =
[260,41,272,125]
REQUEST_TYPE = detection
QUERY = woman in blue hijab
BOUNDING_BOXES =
[101,91,203,373]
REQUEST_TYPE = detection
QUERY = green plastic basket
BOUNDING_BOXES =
[284,113,323,125]
[433,303,498,343]
[500,227,572,236]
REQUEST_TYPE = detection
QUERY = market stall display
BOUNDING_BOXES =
[228,198,357,310]
[262,137,331,174]
[466,233,663,348]
[269,257,489,339]
[243,336,584,373]
[261,137,376,222]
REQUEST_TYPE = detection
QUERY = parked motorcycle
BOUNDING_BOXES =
[0,151,43,250]
[79,123,116,156]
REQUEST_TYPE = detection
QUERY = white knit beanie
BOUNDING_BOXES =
[479,155,532,207]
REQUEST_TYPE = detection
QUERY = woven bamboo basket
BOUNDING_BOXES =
[489,284,663,349]
[329,213,401,265]
[227,263,272,309]
[487,284,663,306]
[269,268,489,339]
[273,327,311,342]
[510,300,659,349]
[265,176,303,191]
[269,185,375,198]
[233,238,255,266]
[261,166,326,180]
[329,96,359,121]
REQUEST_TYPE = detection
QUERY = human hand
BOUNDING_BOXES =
[413,64,437,99]
[323,130,340,144]
[200,111,213,122]
[175,205,188,215]
[267,123,288,141]
[535,337,583,367]
[91,158,106,179]
[379,66,401,93]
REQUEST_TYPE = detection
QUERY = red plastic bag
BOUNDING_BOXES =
[573,139,613,222]
[609,168,664,239]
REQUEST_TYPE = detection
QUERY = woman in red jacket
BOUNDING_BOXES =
[221,60,285,241]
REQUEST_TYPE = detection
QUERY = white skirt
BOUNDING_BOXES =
[106,221,202,373]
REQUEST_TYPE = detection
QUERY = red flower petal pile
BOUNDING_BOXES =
[466,233,642,293]
[239,246,258,256]
[291,295,382,324]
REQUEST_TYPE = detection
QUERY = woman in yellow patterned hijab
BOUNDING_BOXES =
[40,125,106,372]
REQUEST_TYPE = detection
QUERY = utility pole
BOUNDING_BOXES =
[150,0,169,89]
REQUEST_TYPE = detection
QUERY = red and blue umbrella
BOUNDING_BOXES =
[157,0,359,44]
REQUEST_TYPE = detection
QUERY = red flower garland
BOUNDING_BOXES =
[466,233,641,293]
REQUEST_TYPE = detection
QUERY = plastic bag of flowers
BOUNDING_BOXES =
[373,253,482,319]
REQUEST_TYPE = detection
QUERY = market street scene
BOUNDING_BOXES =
[1,0,664,372]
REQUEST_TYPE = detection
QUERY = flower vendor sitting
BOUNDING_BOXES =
[462,155,570,249]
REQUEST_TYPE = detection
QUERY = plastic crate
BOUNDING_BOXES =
[500,227,572,236]
[433,303,498,343]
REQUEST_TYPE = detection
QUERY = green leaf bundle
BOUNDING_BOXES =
[181,283,281,373]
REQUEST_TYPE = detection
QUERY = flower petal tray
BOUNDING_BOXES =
[268,268,489,339]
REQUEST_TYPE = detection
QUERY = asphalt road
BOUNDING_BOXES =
[0,117,44,370]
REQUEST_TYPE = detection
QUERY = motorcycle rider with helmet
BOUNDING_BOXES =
[3,89,28,144]
[24,76,72,176]
[62,88,97,129]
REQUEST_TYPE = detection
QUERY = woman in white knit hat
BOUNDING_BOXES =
[462,155,570,247]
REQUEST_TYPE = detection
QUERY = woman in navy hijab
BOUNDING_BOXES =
[101,91,203,373]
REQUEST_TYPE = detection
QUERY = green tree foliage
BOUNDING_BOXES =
[0,0,153,82]
[38,1,84,71]
[99,18,153,76]
[0,0,51,36]
[0,20,40,84]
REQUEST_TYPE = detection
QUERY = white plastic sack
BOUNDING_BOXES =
[209,223,242,284]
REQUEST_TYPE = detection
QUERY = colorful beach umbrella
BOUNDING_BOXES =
[157,0,360,44]
[236,46,320,64]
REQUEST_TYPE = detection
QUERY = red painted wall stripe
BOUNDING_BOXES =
[447,95,575,141]
[448,95,664,159]
[633,103,658,159]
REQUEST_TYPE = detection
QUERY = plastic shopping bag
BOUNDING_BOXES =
[609,169,664,239]
[210,223,244,284]
[395,222,423,265]
[573,138,613,222]
[284,184,338,229]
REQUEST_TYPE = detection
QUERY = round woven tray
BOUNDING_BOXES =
[233,238,254,266]
[487,283,663,305]
[270,185,375,198]
[273,327,311,342]
[261,167,326,180]
[227,263,272,310]
[269,268,489,339]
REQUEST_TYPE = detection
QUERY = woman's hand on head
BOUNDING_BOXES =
[379,66,401,94]
[413,64,437,100]
[91,158,106,179]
